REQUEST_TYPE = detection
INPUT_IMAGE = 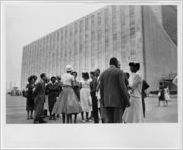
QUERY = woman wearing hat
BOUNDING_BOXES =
[52,65,82,123]
[25,75,37,120]
[80,72,92,122]
[124,62,144,123]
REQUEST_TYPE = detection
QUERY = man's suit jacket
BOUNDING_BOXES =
[100,65,130,109]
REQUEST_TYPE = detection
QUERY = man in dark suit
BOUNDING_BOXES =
[100,57,130,123]
[33,73,47,123]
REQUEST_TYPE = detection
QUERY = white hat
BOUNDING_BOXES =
[66,64,73,72]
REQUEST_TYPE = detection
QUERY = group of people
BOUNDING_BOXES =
[23,57,150,124]
[158,83,170,107]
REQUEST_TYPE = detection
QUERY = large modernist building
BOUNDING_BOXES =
[21,5,177,91]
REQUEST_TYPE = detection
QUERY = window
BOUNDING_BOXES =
[57,32,59,41]
[112,6,117,19]
[113,33,117,41]
[129,6,135,17]
[97,13,101,25]
[91,31,95,40]
[70,29,72,37]
[75,23,78,34]
[105,37,109,47]
[65,28,68,37]
[98,30,102,40]
[85,17,89,30]
[80,20,83,33]
[130,27,135,37]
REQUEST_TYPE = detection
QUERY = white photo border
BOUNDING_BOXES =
[1,0,182,149]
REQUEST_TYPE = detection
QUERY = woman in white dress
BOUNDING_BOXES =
[125,62,144,123]
[80,72,92,122]
[52,65,82,123]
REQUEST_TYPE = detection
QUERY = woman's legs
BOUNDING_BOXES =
[66,114,72,123]
[30,110,33,119]
[62,113,65,123]
[49,109,52,120]
[74,114,77,123]
[81,112,84,120]
[86,112,89,120]
[70,114,72,123]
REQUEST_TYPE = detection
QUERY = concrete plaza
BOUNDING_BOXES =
[6,94,178,124]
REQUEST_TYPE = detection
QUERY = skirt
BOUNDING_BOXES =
[26,98,34,111]
[124,96,144,123]
[80,88,92,112]
[52,87,82,114]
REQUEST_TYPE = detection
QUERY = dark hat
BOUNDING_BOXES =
[28,75,37,83]
[51,76,56,80]
[129,62,140,71]
[129,62,135,66]
[82,72,89,80]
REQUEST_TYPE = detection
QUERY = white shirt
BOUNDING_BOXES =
[62,73,74,86]
[129,72,143,98]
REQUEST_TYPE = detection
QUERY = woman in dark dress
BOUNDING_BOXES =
[26,75,37,120]
[46,76,60,120]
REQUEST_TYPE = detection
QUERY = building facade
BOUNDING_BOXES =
[21,5,177,91]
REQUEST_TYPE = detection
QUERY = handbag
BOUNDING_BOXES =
[22,90,28,98]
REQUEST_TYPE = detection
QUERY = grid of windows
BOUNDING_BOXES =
[21,5,143,89]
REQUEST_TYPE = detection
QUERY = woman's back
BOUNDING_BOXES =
[129,73,143,98]
[81,80,91,89]
[62,73,74,86]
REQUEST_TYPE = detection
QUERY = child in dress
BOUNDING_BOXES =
[80,72,92,122]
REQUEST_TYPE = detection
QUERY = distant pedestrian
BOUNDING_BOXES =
[100,57,130,123]
[25,75,37,120]
[172,76,177,86]
[158,82,167,106]
[33,73,47,123]
[164,86,170,104]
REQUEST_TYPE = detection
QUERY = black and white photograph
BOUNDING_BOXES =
[1,1,182,149]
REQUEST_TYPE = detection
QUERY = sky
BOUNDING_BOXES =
[3,2,106,89]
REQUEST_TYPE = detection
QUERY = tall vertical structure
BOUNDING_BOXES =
[21,5,177,91]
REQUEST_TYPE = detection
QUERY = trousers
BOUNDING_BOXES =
[34,95,45,121]
[103,107,123,123]
[91,92,99,123]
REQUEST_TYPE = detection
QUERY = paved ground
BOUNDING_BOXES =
[6,94,178,124]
